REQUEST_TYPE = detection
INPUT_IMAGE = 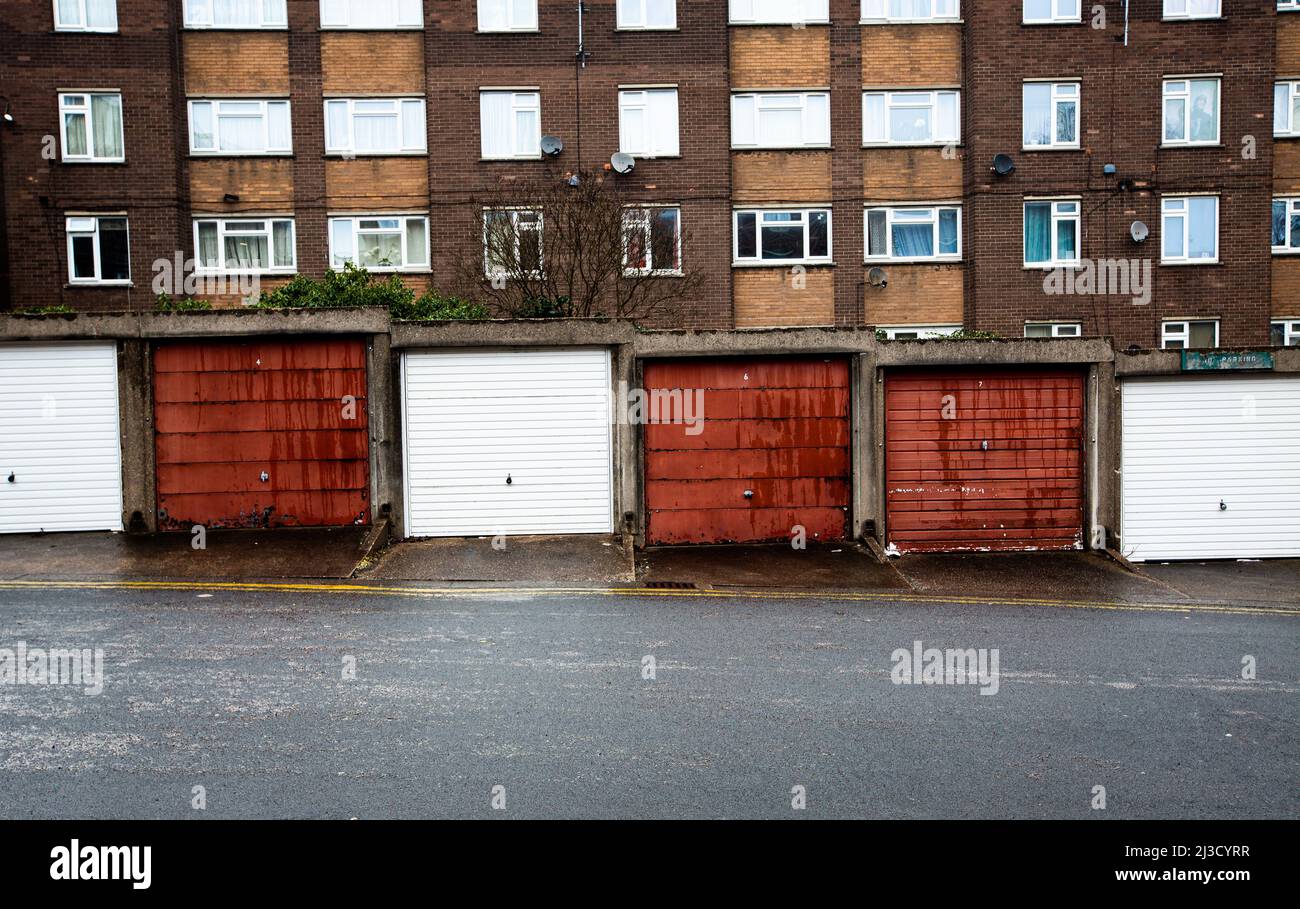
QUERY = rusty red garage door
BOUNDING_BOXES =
[154,338,370,530]
[644,357,851,545]
[885,369,1085,553]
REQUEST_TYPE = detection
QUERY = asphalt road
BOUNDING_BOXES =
[0,583,1295,819]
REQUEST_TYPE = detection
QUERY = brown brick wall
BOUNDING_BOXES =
[184,31,290,95]
[732,152,832,203]
[325,158,430,210]
[1278,12,1300,74]
[730,26,830,88]
[1275,139,1300,194]
[864,149,964,199]
[190,159,295,210]
[321,32,424,95]
[862,24,962,87]
[1272,256,1300,317]
[863,265,964,326]
[733,267,835,328]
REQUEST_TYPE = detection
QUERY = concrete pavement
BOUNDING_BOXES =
[0,581,1294,819]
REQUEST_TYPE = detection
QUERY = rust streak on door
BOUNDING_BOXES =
[153,338,370,530]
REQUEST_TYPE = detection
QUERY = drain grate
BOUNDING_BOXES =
[643,581,698,590]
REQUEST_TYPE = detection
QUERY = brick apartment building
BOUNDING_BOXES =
[0,0,1296,348]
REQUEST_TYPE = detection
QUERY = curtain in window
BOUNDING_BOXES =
[359,231,402,267]
[215,0,259,25]
[646,0,674,26]
[330,220,354,268]
[405,220,428,267]
[514,106,539,156]
[267,104,290,150]
[1273,202,1286,247]
[401,101,425,150]
[649,91,680,155]
[867,210,887,256]
[326,101,350,151]
[651,209,679,270]
[65,110,89,157]
[197,223,220,268]
[1276,84,1290,135]
[620,103,646,155]
[191,103,215,149]
[863,94,886,143]
[1024,203,1051,263]
[272,222,293,268]
[86,0,117,27]
[1023,84,1051,146]
[1186,198,1216,258]
[225,232,269,269]
[353,112,399,152]
[1056,99,1076,143]
[731,96,757,146]
[1188,81,1217,142]
[892,221,933,257]
[91,95,123,158]
[1055,218,1076,261]
[264,0,287,22]
[218,112,262,152]
[938,209,958,255]
[480,94,512,156]
[58,0,81,25]
[890,101,931,143]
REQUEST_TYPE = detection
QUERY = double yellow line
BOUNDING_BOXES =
[0,578,1294,618]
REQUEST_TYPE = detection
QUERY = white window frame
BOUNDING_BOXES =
[1272,198,1300,254]
[1024,322,1082,338]
[479,90,542,160]
[192,217,296,275]
[1161,319,1219,350]
[878,325,961,339]
[731,92,831,150]
[862,90,961,146]
[1022,0,1082,24]
[1163,0,1220,20]
[1272,320,1300,346]
[622,206,682,276]
[1022,81,1080,150]
[329,215,430,272]
[58,92,124,163]
[1023,199,1081,268]
[319,0,423,30]
[617,0,677,29]
[1283,1,1300,12]
[1161,195,1219,264]
[65,215,130,285]
[183,0,287,28]
[1162,77,1220,146]
[1275,81,1300,137]
[477,0,538,31]
[187,99,292,155]
[728,0,830,25]
[732,208,833,266]
[53,0,118,31]
[324,98,427,156]
[619,88,680,158]
[861,0,960,23]
[483,208,544,279]
[864,205,962,262]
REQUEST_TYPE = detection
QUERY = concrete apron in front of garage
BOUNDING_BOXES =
[364,535,636,584]
[0,526,378,581]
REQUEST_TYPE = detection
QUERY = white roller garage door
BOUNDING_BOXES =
[1121,375,1300,561]
[0,342,123,533]
[402,348,614,537]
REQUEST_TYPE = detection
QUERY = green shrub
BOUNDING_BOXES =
[255,263,414,311]
[391,290,489,321]
[517,296,573,319]
[154,292,212,312]
[16,304,75,314]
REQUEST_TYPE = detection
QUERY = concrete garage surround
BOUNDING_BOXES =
[2,310,1298,566]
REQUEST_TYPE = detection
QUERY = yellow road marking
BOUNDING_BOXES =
[0,578,1294,618]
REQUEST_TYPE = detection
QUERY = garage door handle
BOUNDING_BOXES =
[506,474,513,486]
[1220,500,1227,511]
[6,472,13,483]
[743,489,754,499]
[981,440,989,451]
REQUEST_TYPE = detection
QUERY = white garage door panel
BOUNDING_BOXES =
[403,349,614,536]
[0,343,123,533]
[1122,376,1300,561]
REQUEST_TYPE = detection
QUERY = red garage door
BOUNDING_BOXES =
[885,369,1085,553]
[154,338,370,530]
[644,357,850,545]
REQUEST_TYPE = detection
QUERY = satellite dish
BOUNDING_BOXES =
[1130,220,1149,243]
[992,153,1016,177]
[610,152,635,175]
[867,267,888,288]
[541,135,564,157]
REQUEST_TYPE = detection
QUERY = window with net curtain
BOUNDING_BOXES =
[1023,83,1078,148]
[866,207,958,259]
[56,0,118,30]
[195,220,294,271]
[1024,201,1078,265]
[480,92,541,158]
[184,0,288,26]
[331,217,428,270]
[61,93,124,161]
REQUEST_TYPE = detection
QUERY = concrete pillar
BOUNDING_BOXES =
[117,338,156,533]
[368,332,399,536]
